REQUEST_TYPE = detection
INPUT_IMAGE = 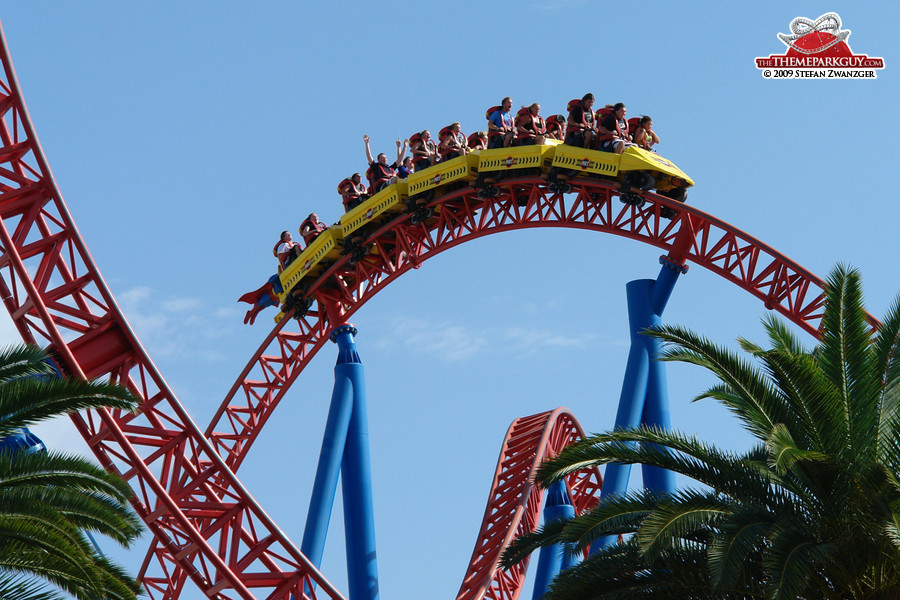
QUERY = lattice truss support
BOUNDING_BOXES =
[455,408,602,600]
[207,178,828,477]
[0,26,345,600]
[1,21,836,600]
[154,178,829,597]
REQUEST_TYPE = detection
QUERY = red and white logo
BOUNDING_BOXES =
[755,13,884,79]
[302,259,312,273]
[580,158,590,170]
[365,208,374,220]
[504,157,514,168]
[433,173,442,185]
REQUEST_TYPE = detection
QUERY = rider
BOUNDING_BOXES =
[299,213,327,245]
[274,231,302,270]
[631,116,660,151]
[545,115,566,141]
[516,103,546,146]
[364,135,405,193]
[468,131,488,151]
[439,122,469,160]
[565,93,595,149]
[411,130,439,172]
[488,97,515,149]
[597,102,633,154]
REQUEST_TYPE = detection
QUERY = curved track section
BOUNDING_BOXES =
[144,173,829,589]
[162,172,833,596]
[456,408,602,600]
[206,180,828,474]
[0,24,345,600]
[1,20,840,600]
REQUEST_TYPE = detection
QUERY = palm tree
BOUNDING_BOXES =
[0,344,144,600]
[502,265,900,600]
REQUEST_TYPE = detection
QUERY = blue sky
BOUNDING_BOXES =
[1,2,897,599]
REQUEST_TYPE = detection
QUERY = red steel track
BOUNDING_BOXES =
[456,409,602,600]
[1,21,830,600]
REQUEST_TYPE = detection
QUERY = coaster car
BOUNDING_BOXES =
[549,144,693,205]
[275,225,344,321]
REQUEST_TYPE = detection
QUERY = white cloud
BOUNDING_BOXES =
[377,317,488,362]
[116,286,233,360]
[161,297,203,312]
[375,316,607,362]
[503,327,596,356]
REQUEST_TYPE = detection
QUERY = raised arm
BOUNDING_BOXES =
[364,134,374,164]
[396,139,407,164]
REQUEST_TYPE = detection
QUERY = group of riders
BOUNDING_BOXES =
[338,93,660,215]
[241,94,662,325]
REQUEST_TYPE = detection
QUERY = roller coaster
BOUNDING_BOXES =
[276,139,693,321]
[0,20,830,600]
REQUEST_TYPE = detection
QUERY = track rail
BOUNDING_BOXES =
[1,18,836,600]
[206,179,827,477]
[156,178,829,597]
[0,22,344,600]
[456,408,602,600]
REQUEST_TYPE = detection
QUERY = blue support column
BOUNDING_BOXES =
[594,258,685,551]
[592,278,654,551]
[531,481,576,600]
[300,326,360,570]
[339,327,380,600]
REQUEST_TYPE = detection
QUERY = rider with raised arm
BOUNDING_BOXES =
[364,135,405,192]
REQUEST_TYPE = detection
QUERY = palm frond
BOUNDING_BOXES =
[707,507,771,590]
[818,265,880,464]
[757,349,843,457]
[537,428,776,506]
[766,423,828,475]
[0,377,139,436]
[637,489,730,557]
[651,323,792,442]
[872,292,900,459]
[0,344,143,599]
[0,573,67,600]
[764,528,836,600]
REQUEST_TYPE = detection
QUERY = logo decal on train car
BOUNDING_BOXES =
[433,173,442,185]
[366,208,374,220]
[505,157,514,168]
[755,13,884,79]
[580,158,590,170]
[650,156,675,168]
[302,259,312,273]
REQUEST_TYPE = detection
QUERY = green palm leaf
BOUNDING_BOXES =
[0,344,143,599]
[503,265,900,600]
